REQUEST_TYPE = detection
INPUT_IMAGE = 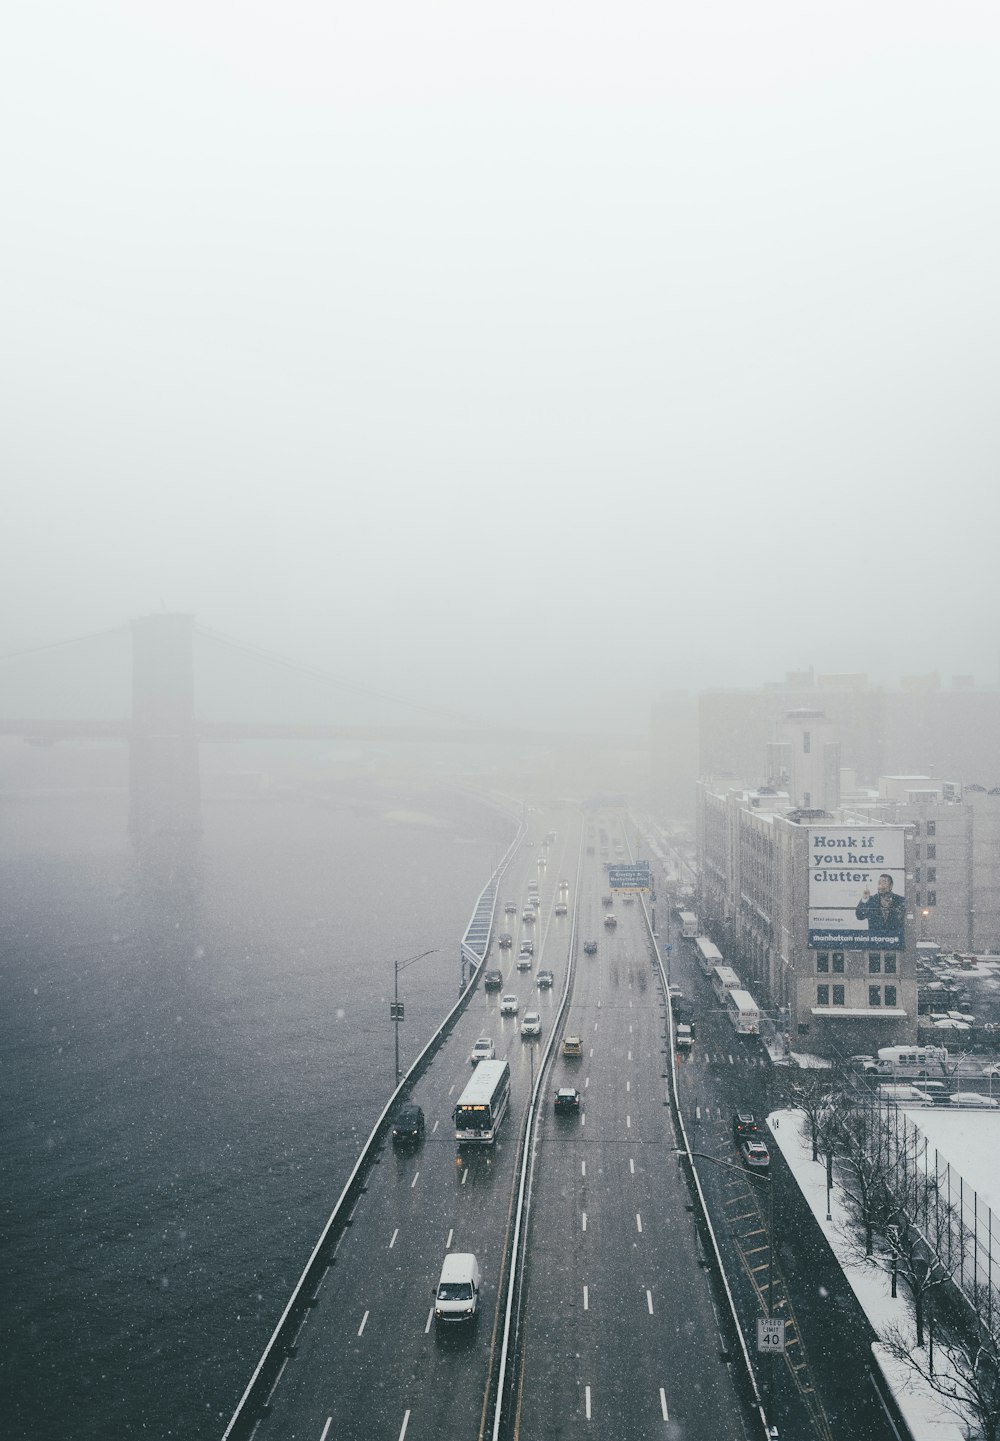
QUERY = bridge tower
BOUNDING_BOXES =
[128,613,201,841]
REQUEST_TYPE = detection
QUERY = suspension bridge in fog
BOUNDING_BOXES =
[0,614,642,841]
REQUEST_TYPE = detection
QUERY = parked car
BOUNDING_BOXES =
[554,1087,581,1115]
[470,1037,495,1064]
[562,1035,583,1059]
[483,969,503,991]
[391,1104,425,1146]
[500,993,519,1016]
[520,1011,541,1038]
[740,1139,771,1169]
[583,940,598,956]
[536,969,554,989]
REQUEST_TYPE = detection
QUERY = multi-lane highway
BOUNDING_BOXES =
[234,812,763,1441]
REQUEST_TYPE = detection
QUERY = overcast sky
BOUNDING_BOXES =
[3,1,999,729]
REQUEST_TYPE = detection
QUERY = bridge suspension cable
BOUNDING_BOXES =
[194,624,488,730]
[0,625,131,664]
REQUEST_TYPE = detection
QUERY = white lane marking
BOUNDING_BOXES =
[399,1409,411,1441]
[389,1229,398,1249]
[589,1047,594,1057]
[629,1024,633,1034]
[594,1021,599,1031]
[411,1172,420,1189]
[461,1167,469,1186]
[585,1385,592,1420]
[628,1050,632,1061]
[660,1387,669,1421]
[265,1355,289,1404]
[629,1000,633,1008]
[448,1084,456,1096]
[629,1158,635,1175]
[696,1105,702,1121]
[358,1310,369,1336]
[581,1160,586,1177]
[424,1308,433,1334]
[432,1119,439,1134]
[729,1054,734,1065]
[636,1213,643,1233]
[446,1228,453,1249]
[626,1115,631,1129]
[626,1080,631,1092]
[581,1111,586,1126]
[597,999,602,1008]
[585,1077,589,1089]
[582,1211,588,1231]
[583,1284,589,1310]
[646,1289,654,1314]
[321,1420,333,1441]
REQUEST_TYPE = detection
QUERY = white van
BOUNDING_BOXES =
[433,1253,481,1323]
[871,1045,949,1078]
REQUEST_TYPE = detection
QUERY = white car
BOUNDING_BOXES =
[520,1011,541,1038]
[516,951,533,970]
[945,1092,1000,1109]
[500,993,519,1016]
[470,1037,495,1064]
[982,1064,1000,1080]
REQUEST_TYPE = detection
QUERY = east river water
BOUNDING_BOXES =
[1,774,515,1440]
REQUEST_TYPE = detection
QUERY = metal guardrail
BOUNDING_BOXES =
[220,822,526,1440]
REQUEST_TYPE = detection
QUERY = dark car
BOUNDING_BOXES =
[583,940,598,956]
[484,969,503,991]
[392,1104,425,1146]
[733,1111,758,1142]
[498,932,513,949]
[554,1087,581,1115]
[536,969,555,989]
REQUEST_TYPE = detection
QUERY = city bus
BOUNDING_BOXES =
[694,936,724,976]
[454,1060,511,1147]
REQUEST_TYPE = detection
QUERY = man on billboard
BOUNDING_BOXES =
[854,873,906,939]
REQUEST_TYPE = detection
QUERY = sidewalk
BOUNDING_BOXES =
[767,1107,967,1441]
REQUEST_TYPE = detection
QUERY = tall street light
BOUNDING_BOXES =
[391,948,437,1084]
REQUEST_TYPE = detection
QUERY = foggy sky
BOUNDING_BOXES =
[4,2,999,731]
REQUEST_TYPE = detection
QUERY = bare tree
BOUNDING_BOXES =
[776,1066,836,1161]
[832,1098,897,1256]
[882,1311,1000,1441]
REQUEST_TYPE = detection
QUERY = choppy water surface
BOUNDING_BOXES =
[1,781,513,1440]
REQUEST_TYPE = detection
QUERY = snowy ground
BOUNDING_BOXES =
[767,1105,1000,1440]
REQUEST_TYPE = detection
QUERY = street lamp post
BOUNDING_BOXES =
[391,948,437,1085]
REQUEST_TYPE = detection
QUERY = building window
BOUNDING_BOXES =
[832,985,845,1006]
[869,985,882,1007]
[915,868,921,884]
[832,952,845,973]
[817,984,829,1006]
[927,890,937,907]
[927,820,936,836]
[803,731,811,754]
[885,985,897,1008]
[927,844,936,859]
[869,954,882,974]
[817,953,829,973]
[927,867,936,882]
[884,954,897,974]
[914,844,921,860]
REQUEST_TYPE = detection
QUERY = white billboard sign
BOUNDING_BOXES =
[808,826,906,950]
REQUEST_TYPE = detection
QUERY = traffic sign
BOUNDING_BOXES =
[608,862,651,892]
[756,1318,785,1353]
[389,1001,405,1021]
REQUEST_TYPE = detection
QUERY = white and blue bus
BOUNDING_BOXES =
[454,1060,511,1147]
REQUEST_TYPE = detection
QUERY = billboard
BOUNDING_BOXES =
[808,826,906,950]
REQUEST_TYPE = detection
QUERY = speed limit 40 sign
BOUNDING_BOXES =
[757,1318,786,1353]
